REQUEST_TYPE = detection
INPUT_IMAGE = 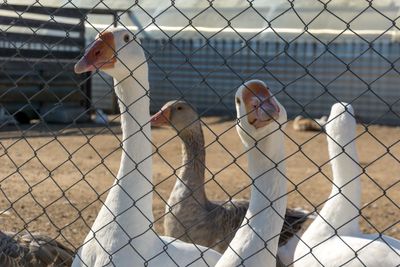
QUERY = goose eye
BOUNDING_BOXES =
[123,34,130,43]
[236,98,241,104]
[177,106,183,111]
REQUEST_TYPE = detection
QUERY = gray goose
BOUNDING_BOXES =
[151,100,312,253]
[0,230,73,267]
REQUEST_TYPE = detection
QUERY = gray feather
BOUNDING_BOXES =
[0,231,74,267]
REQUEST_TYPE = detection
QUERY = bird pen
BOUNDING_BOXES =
[0,1,399,266]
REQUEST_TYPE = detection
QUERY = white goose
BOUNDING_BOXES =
[72,28,220,267]
[151,100,310,254]
[294,103,400,266]
[215,80,288,267]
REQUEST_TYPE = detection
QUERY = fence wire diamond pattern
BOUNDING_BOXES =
[0,1,399,267]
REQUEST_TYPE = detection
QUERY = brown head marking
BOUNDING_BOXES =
[74,31,117,74]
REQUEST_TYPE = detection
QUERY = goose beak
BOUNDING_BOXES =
[250,97,280,129]
[241,80,280,129]
[74,31,116,74]
[150,108,171,127]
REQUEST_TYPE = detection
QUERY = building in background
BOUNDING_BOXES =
[3,0,400,124]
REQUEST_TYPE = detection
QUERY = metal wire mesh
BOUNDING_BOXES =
[0,1,399,266]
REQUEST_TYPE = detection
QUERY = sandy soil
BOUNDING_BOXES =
[0,118,399,251]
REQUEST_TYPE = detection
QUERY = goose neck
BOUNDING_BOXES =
[93,72,154,237]
[216,130,287,267]
[180,125,206,181]
[317,136,362,235]
[328,139,362,189]
[115,74,151,176]
[246,132,286,217]
[175,124,207,203]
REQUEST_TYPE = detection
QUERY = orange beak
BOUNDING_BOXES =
[242,80,280,129]
[248,97,280,129]
[74,31,117,74]
[150,107,171,127]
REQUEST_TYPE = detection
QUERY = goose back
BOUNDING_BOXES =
[0,231,73,267]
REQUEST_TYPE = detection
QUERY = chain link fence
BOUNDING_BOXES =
[0,1,399,266]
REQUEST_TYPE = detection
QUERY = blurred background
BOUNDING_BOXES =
[2,0,400,125]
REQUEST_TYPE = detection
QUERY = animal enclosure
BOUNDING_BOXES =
[0,1,399,266]
[1,118,399,244]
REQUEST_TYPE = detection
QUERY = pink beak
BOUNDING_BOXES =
[150,108,171,127]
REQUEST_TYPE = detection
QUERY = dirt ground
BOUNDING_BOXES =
[0,118,399,251]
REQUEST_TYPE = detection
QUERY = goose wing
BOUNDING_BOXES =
[207,199,248,234]
[0,231,74,267]
[279,208,312,245]
[211,201,312,246]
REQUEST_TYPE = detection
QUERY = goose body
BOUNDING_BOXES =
[72,28,220,267]
[293,103,400,267]
[152,100,311,254]
[0,231,73,267]
[215,80,288,267]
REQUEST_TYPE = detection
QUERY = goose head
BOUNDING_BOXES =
[150,100,200,134]
[235,80,287,146]
[325,102,356,147]
[74,28,145,80]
